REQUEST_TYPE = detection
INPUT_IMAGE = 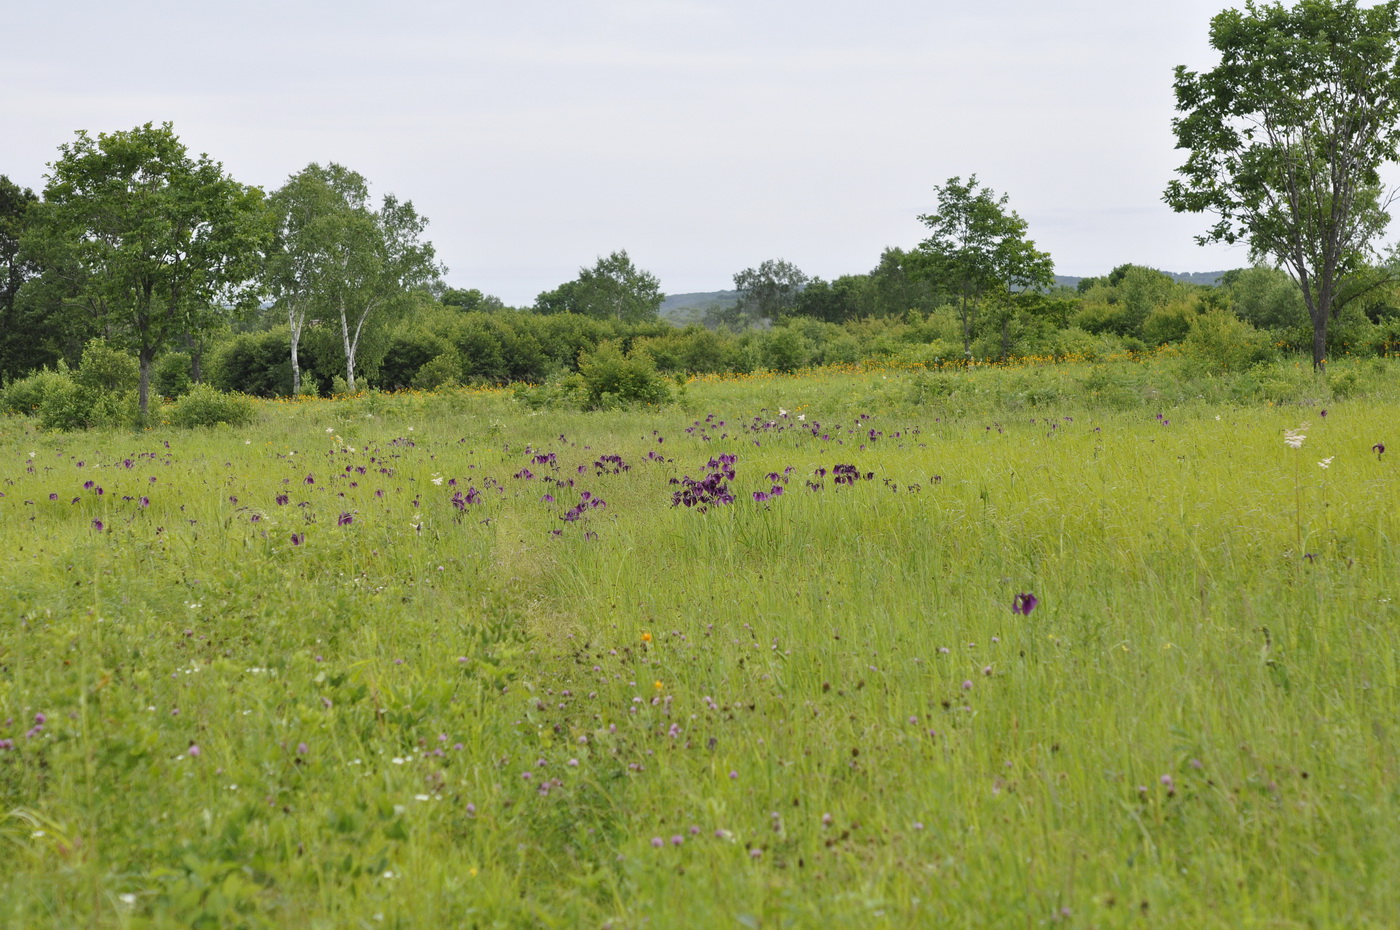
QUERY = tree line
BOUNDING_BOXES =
[5,0,1400,415]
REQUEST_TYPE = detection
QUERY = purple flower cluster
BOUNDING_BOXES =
[561,491,606,522]
[670,454,737,512]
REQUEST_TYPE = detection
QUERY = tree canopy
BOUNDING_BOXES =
[19,123,270,414]
[267,162,444,393]
[1165,0,1400,368]
[916,176,1054,358]
[534,251,662,323]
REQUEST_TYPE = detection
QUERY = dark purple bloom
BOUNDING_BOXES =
[139,496,149,507]
[92,519,104,532]
[1375,442,1386,458]
[1012,592,1038,615]
[276,494,289,505]
[304,474,315,485]
[337,512,354,526]
[291,532,305,546]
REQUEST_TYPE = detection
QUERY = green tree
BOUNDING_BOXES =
[916,176,1054,359]
[730,259,808,328]
[267,163,444,393]
[0,175,44,380]
[533,250,662,323]
[1165,0,1400,369]
[441,287,505,312]
[21,123,269,415]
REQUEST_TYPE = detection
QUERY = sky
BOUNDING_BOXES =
[5,0,1266,305]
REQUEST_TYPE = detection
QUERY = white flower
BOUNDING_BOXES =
[1319,456,1334,469]
[430,474,443,485]
[326,427,334,433]
[1283,427,1307,449]
[779,408,788,417]
[797,414,805,421]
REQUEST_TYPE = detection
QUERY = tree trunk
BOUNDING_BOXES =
[290,330,301,394]
[138,350,154,418]
[1311,312,1328,371]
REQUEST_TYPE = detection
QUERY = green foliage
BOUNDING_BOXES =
[1184,309,1278,371]
[411,350,464,390]
[152,352,194,399]
[534,250,662,322]
[74,338,139,393]
[729,258,809,327]
[165,383,257,428]
[0,365,72,416]
[210,328,295,397]
[1141,299,1200,346]
[21,122,271,414]
[1166,0,1400,366]
[571,341,671,409]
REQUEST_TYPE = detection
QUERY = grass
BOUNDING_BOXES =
[0,355,1397,928]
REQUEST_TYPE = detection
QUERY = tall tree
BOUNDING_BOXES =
[267,163,444,393]
[916,176,1054,359]
[1165,0,1400,369]
[21,123,269,414]
[730,259,808,327]
[533,250,662,322]
[0,175,43,380]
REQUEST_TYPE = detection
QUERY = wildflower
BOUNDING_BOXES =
[1283,427,1306,449]
[188,744,201,757]
[1373,442,1385,458]
[1012,592,1038,615]
[961,680,973,691]
[290,532,304,546]
[1318,456,1334,469]
[654,680,663,690]
[641,632,651,642]
[338,512,354,526]
[92,519,103,532]
[651,837,664,848]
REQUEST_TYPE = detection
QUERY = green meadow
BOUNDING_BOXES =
[1,356,1397,928]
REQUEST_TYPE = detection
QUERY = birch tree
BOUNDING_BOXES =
[267,163,443,393]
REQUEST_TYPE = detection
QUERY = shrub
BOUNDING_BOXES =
[411,351,464,390]
[166,383,258,428]
[153,352,194,399]
[75,339,139,393]
[573,342,671,409]
[1,366,72,416]
[1184,311,1277,371]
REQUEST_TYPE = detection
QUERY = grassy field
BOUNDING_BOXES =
[1,356,1397,928]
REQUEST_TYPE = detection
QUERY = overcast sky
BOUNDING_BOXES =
[6,0,1266,305]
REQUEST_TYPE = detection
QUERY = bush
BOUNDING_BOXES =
[411,350,464,390]
[153,352,194,399]
[2,351,139,431]
[75,339,139,393]
[1,366,72,416]
[166,384,258,428]
[572,342,671,409]
[1184,310,1277,371]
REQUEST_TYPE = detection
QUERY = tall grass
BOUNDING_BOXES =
[0,356,1396,927]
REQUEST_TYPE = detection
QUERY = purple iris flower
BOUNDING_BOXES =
[337,512,354,526]
[1012,593,1038,615]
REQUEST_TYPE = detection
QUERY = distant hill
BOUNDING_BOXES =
[660,290,738,326]
[1057,270,1230,289]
